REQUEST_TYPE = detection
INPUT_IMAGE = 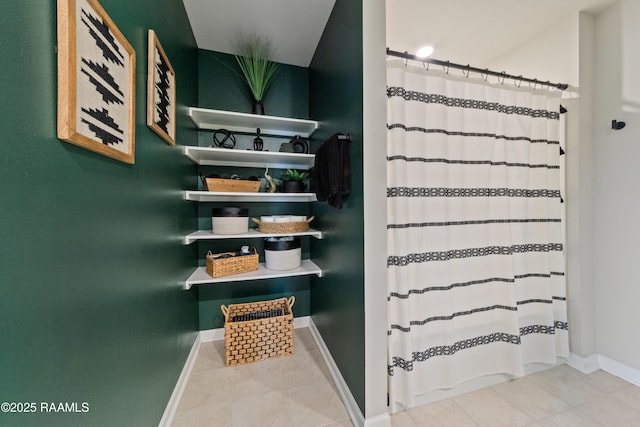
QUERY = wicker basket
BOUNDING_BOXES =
[205,248,258,278]
[205,178,260,193]
[221,296,295,366]
[251,216,314,234]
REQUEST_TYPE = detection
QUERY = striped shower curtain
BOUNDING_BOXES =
[386,60,569,411]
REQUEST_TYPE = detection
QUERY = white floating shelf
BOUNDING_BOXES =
[183,146,315,169]
[184,191,317,203]
[188,107,318,138]
[184,228,324,244]
[183,260,323,290]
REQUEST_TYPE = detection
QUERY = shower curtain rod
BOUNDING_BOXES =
[386,48,569,91]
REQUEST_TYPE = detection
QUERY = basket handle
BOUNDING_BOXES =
[220,305,229,321]
[252,217,314,224]
[287,296,295,311]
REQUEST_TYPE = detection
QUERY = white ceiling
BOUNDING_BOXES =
[182,0,617,69]
[386,0,618,67]
[182,0,336,67]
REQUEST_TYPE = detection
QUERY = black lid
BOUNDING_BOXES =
[264,237,301,251]
[211,207,248,217]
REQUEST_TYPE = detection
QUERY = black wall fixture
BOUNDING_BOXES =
[612,119,626,130]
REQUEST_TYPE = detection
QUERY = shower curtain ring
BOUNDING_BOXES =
[463,65,470,78]
[515,75,523,88]
[482,68,489,82]
[499,72,506,85]
[444,61,450,74]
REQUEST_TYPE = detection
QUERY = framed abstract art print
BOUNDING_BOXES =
[57,0,136,164]
[147,30,176,146]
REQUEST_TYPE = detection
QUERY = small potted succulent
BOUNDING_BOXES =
[280,169,309,193]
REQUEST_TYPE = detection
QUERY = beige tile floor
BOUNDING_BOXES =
[171,327,352,427]
[171,327,640,427]
[392,364,640,427]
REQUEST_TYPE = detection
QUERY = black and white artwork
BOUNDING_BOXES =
[147,30,175,146]
[57,0,136,164]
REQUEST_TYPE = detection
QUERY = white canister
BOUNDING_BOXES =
[264,237,302,271]
[211,207,249,235]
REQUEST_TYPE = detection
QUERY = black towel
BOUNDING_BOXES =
[313,133,350,209]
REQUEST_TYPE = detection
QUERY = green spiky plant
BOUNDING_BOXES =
[234,35,279,105]
[280,169,309,182]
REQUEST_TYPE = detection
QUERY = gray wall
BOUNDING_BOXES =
[363,0,390,422]
[592,0,640,371]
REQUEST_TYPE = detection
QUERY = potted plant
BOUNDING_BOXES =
[280,169,309,193]
[234,35,279,115]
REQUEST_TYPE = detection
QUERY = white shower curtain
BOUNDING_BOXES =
[386,60,569,411]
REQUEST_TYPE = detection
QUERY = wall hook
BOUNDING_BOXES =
[612,120,626,130]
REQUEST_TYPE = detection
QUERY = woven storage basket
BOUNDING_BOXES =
[205,248,258,278]
[251,216,314,234]
[205,178,260,193]
[221,296,295,366]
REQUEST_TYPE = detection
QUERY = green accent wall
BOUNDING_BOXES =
[198,50,309,118]
[0,1,198,426]
[309,0,366,413]
[195,50,313,330]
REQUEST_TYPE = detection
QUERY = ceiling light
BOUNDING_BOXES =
[416,46,434,58]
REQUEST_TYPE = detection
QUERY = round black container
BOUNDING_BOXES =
[282,180,306,193]
[264,237,302,271]
[211,207,249,235]
[211,207,248,217]
[264,237,301,251]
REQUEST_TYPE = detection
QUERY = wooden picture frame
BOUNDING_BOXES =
[57,0,136,164]
[146,30,176,146]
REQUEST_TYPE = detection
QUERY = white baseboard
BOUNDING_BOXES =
[364,412,392,427]
[158,333,202,427]
[567,353,600,374]
[566,353,640,387]
[198,326,224,343]
[307,319,367,427]
[598,355,640,387]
